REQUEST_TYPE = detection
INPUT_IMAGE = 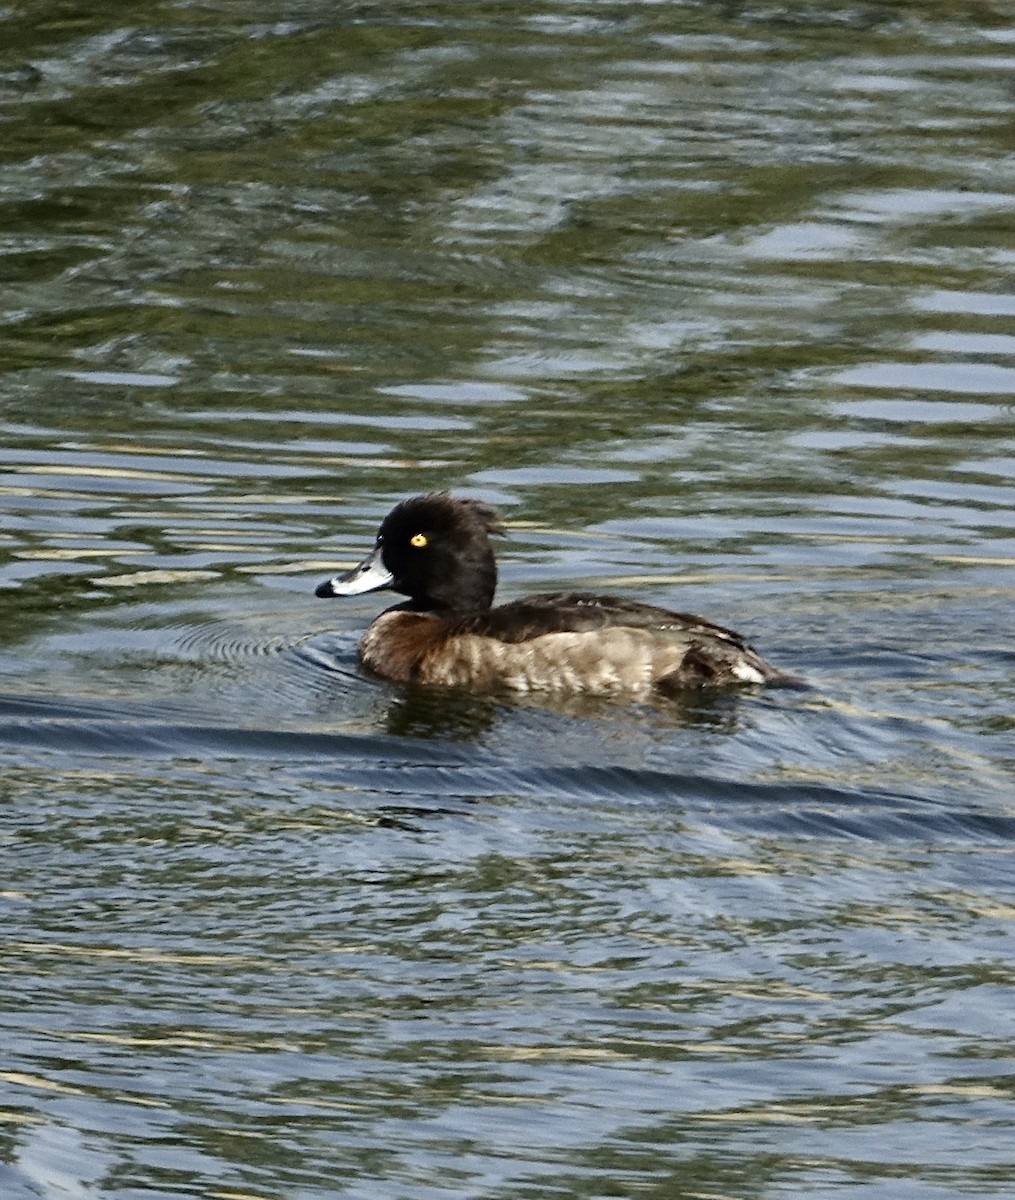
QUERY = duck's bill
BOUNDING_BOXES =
[315,546,394,597]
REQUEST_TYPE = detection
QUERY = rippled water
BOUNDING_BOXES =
[2,2,1014,1197]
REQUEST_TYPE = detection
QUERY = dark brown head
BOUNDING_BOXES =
[315,493,504,614]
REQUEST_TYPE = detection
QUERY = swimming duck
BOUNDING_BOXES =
[315,493,796,694]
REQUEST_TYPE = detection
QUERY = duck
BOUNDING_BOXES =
[314,493,798,694]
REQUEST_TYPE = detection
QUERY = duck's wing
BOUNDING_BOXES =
[438,591,798,690]
[455,591,748,646]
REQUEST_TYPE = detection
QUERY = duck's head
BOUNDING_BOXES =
[315,493,504,614]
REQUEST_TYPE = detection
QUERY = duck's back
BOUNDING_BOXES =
[362,591,791,693]
[461,591,746,643]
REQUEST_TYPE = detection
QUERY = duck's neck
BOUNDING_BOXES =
[420,545,497,615]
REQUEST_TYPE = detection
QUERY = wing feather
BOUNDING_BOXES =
[451,591,747,646]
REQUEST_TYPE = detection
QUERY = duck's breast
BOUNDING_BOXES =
[359,611,445,684]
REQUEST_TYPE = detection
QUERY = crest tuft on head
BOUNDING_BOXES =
[393,493,505,538]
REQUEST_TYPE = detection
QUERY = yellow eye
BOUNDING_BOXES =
[409,533,428,548]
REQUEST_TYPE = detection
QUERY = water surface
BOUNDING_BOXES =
[1,2,1014,1197]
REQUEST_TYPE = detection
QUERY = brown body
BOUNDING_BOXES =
[359,593,783,694]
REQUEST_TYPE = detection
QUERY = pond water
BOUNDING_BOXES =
[1,2,1014,1197]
